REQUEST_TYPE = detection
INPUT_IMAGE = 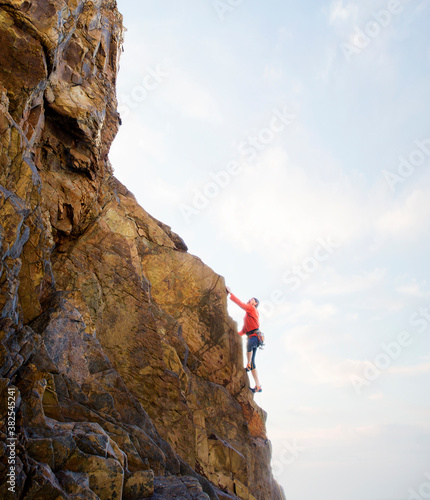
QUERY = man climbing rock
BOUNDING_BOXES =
[226,287,262,393]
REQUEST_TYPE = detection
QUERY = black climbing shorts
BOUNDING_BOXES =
[247,335,259,353]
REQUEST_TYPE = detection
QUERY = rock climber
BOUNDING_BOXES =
[226,287,262,393]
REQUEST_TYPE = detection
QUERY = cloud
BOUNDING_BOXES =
[286,405,335,417]
[368,392,384,400]
[214,142,430,272]
[395,280,429,298]
[279,422,430,451]
[388,361,430,376]
[277,298,427,390]
[124,117,168,164]
[161,70,223,123]
[318,44,338,83]
[276,300,339,326]
[279,323,364,388]
[213,141,430,284]
[312,357,376,388]
[214,146,370,266]
[263,64,284,83]
[305,267,387,297]
[376,188,430,241]
[281,321,429,390]
[328,0,359,26]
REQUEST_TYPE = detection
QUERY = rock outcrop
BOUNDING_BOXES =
[0,1,285,499]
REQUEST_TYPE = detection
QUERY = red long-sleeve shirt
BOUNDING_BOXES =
[229,293,260,336]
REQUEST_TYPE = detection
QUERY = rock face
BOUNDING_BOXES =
[0,1,285,499]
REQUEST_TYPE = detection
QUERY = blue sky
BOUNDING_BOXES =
[111,1,430,499]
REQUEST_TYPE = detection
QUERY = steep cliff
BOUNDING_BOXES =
[0,1,285,499]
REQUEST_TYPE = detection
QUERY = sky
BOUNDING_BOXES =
[110,1,430,499]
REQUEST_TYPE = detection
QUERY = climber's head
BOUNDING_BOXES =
[249,297,259,308]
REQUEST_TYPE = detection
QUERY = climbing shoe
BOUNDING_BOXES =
[251,386,262,393]
[245,363,252,372]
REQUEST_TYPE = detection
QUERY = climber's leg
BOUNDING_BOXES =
[250,347,261,389]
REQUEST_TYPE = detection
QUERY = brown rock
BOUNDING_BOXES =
[153,475,210,500]
[24,461,66,500]
[56,469,99,499]
[64,453,124,500]
[123,469,154,499]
